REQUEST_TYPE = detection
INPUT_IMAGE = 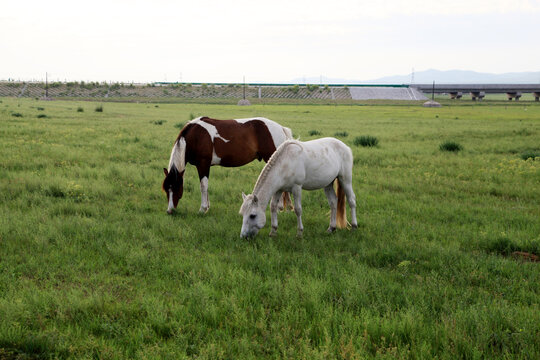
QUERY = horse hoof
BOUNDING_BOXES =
[296,231,303,238]
[351,224,358,230]
[327,226,336,233]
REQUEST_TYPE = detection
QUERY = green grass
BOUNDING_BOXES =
[1,98,539,359]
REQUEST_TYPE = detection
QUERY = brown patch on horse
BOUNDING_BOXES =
[197,118,277,166]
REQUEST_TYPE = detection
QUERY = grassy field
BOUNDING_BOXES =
[0,98,539,359]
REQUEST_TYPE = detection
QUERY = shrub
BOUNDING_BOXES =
[77,107,84,112]
[308,130,321,136]
[95,105,103,112]
[354,135,379,147]
[439,141,463,152]
[520,151,539,161]
[334,131,348,137]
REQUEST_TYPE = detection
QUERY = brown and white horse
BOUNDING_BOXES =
[162,116,293,214]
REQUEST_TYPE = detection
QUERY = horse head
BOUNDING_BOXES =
[239,192,266,238]
[162,167,185,214]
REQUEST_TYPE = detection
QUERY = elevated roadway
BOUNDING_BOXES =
[413,84,540,101]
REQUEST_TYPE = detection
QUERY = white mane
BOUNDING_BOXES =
[253,140,301,193]
[168,137,186,172]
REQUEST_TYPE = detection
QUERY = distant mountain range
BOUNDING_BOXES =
[290,69,540,85]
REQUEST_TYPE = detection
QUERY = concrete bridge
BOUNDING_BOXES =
[413,84,540,101]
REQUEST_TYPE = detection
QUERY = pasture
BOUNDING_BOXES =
[0,98,539,359]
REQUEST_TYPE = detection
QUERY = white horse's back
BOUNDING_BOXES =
[279,138,352,190]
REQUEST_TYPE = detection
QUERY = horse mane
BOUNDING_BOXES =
[169,124,192,172]
[253,140,301,193]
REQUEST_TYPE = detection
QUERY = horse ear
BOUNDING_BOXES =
[253,195,258,203]
[242,192,247,201]
[163,168,168,176]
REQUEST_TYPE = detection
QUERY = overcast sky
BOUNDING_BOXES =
[1,0,539,83]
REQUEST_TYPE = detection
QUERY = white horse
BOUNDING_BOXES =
[239,138,358,238]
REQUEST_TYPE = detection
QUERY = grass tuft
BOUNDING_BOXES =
[354,135,379,147]
[439,141,463,152]
[77,107,84,112]
[334,131,348,137]
[520,151,539,160]
[95,105,103,112]
[308,130,321,136]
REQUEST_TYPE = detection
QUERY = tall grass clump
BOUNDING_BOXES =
[95,105,103,113]
[334,131,348,137]
[308,130,321,136]
[439,141,463,152]
[520,151,539,161]
[354,135,379,147]
[77,107,84,112]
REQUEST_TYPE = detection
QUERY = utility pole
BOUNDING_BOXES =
[243,76,246,100]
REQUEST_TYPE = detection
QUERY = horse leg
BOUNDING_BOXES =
[196,163,211,213]
[292,185,303,237]
[324,183,338,233]
[340,178,358,229]
[277,192,285,211]
[269,191,283,237]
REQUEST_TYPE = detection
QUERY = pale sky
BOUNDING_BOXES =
[1,0,539,83]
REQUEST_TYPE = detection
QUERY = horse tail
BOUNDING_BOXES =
[280,192,294,211]
[336,178,347,229]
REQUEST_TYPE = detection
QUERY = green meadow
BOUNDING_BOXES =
[0,98,539,359]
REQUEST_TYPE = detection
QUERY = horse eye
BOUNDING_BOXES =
[249,214,257,219]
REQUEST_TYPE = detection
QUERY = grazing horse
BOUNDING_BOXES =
[163,116,293,214]
[239,138,358,238]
